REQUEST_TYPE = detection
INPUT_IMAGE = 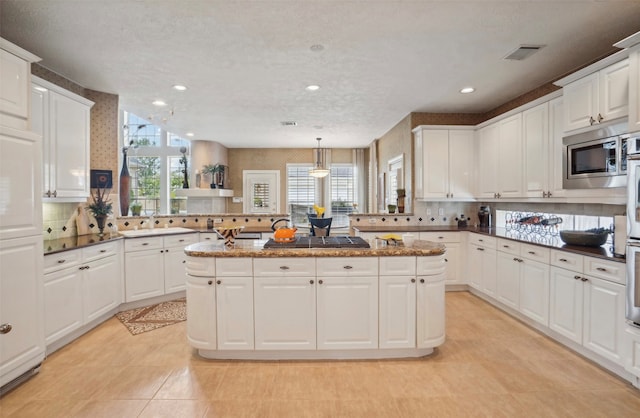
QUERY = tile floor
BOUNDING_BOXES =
[2,292,640,417]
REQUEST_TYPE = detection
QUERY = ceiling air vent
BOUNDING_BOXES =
[503,45,545,61]
[280,121,298,126]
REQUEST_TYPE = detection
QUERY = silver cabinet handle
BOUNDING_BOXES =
[0,323,12,334]
[477,247,484,251]
[559,258,568,262]
[100,249,107,253]
[343,265,353,270]
[574,275,581,280]
[279,266,290,270]
[179,239,185,242]
[596,267,607,272]
[57,259,66,264]
[503,245,510,248]
[142,242,149,246]
[581,277,589,282]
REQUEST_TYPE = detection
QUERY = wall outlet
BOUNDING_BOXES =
[232,197,243,203]
[368,218,377,224]
[213,218,223,223]
[438,208,444,216]
[426,208,432,216]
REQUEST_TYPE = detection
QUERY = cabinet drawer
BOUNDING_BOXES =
[468,233,496,249]
[520,243,550,264]
[82,241,119,262]
[550,250,584,272]
[200,232,220,241]
[185,256,216,277]
[497,238,520,256]
[254,258,315,277]
[164,233,198,248]
[417,256,446,276]
[124,236,163,252]
[380,257,415,276]
[316,257,378,276]
[44,249,81,273]
[584,257,625,285]
[216,257,253,276]
[419,232,460,243]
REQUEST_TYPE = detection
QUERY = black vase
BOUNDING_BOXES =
[95,214,107,236]
[119,149,130,216]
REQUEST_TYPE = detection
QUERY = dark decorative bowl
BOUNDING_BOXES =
[559,230,609,247]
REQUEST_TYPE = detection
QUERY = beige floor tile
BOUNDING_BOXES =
[0,399,88,418]
[139,399,209,418]
[154,365,229,400]
[204,400,271,417]
[90,366,173,400]
[71,399,149,418]
[209,364,278,400]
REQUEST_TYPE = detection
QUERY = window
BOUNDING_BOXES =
[287,164,315,226]
[331,164,356,215]
[123,112,189,215]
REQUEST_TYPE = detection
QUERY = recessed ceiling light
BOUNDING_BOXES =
[306,85,320,91]
[460,87,475,94]
[172,85,188,91]
[281,121,298,126]
[186,132,194,137]
[152,100,167,106]
[310,44,324,52]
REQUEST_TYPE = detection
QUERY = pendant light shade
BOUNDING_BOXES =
[309,137,329,178]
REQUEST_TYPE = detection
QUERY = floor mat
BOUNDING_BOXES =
[116,298,186,335]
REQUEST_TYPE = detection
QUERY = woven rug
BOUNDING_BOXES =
[116,298,186,335]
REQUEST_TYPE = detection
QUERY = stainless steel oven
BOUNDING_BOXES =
[626,132,640,326]
[563,121,628,189]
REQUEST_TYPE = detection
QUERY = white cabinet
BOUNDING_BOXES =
[0,40,39,130]
[562,59,629,132]
[496,248,520,310]
[416,257,446,348]
[254,258,316,350]
[317,258,378,350]
[124,233,198,302]
[413,126,475,200]
[519,251,550,326]
[43,242,122,346]
[379,257,416,349]
[467,234,497,296]
[186,274,216,350]
[216,276,254,350]
[549,251,626,365]
[31,76,93,200]
[477,114,523,199]
[419,232,464,286]
[523,102,551,198]
[628,46,640,131]
[0,236,45,387]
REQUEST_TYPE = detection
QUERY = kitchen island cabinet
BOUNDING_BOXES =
[184,240,446,360]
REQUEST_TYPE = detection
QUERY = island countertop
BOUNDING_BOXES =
[184,239,445,257]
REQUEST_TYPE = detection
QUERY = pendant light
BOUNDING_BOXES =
[309,137,330,178]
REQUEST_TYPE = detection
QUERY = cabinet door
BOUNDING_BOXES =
[496,252,520,310]
[629,48,640,132]
[448,130,475,199]
[379,276,416,349]
[44,267,83,345]
[316,276,378,350]
[498,114,523,197]
[186,274,216,350]
[549,266,583,344]
[83,255,121,323]
[443,243,462,285]
[413,129,424,199]
[0,48,29,129]
[416,273,445,348]
[467,244,483,290]
[31,85,50,198]
[519,259,550,326]
[583,276,625,365]
[523,103,549,198]
[481,247,497,297]
[254,277,316,350]
[477,124,499,198]
[0,236,45,387]
[124,249,164,302]
[548,97,566,197]
[563,72,599,131]
[216,277,254,350]
[599,59,629,123]
[422,129,449,199]
[163,246,188,294]
[0,129,42,240]
[49,91,90,198]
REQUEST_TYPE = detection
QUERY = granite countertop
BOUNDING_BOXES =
[44,233,123,256]
[353,225,624,263]
[184,239,446,258]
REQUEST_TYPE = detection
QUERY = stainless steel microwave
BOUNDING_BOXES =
[562,121,629,189]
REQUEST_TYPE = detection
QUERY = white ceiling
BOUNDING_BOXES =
[2,1,640,149]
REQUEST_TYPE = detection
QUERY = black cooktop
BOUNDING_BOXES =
[263,236,370,249]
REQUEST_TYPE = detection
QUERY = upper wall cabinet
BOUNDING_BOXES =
[413,126,475,201]
[32,76,94,200]
[628,45,640,132]
[562,58,629,133]
[0,39,40,131]
[477,113,523,199]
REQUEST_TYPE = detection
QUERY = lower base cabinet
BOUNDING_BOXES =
[215,276,254,350]
[379,276,416,349]
[186,274,216,350]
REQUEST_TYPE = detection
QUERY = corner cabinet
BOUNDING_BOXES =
[413,126,475,201]
[31,76,93,200]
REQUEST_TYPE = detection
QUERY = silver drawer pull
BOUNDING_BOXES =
[478,239,484,242]
[559,258,568,262]
[343,265,353,270]
[438,236,444,239]
[596,267,607,272]
[0,323,12,334]
[57,259,66,264]
[100,249,107,253]
[142,243,149,246]
[503,245,510,248]
[528,251,536,255]
[179,239,185,242]
[279,266,290,270]
[477,247,484,251]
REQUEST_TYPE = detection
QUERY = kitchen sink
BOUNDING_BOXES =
[119,227,195,238]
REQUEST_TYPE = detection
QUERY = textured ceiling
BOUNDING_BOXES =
[2,1,640,148]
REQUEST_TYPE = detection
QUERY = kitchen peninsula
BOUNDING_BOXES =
[184,239,446,360]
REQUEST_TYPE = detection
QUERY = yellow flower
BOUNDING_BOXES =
[313,205,325,217]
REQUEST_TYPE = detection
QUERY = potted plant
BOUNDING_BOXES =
[87,187,113,235]
[387,204,397,214]
[130,201,142,216]
[202,163,225,188]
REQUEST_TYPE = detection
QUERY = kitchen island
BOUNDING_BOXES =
[184,239,446,360]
